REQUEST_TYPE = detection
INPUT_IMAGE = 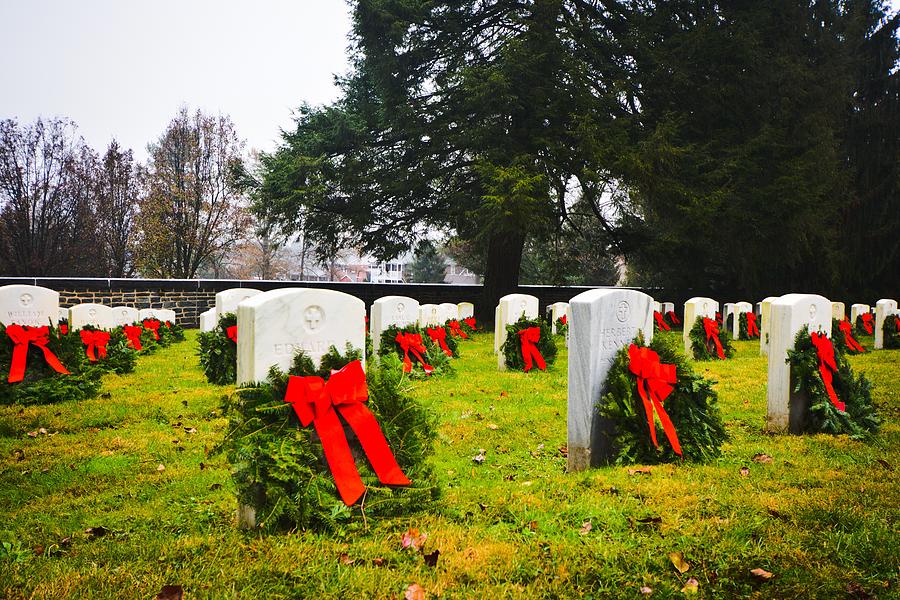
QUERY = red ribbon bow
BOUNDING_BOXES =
[226,325,238,343]
[447,320,468,339]
[653,311,670,331]
[80,329,111,362]
[627,344,682,456]
[810,333,845,412]
[517,327,546,372]
[6,325,71,383]
[123,325,143,351]
[283,360,410,505]
[143,319,161,340]
[426,327,452,356]
[59,324,69,335]
[860,313,874,335]
[395,332,433,375]
[666,311,681,326]
[838,319,865,353]
[895,315,900,332]
[463,317,476,330]
[746,312,760,338]
[702,318,726,359]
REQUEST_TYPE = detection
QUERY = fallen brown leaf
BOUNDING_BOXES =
[847,582,874,599]
[338,552,355,565]
[750,568,774,581]
[372,557,386,567]
[876,459,893,471]
[405,583,425,600]
[681,577,699,594]
[669,551,690,573]
[33,545,45,556]
[639,585,653,595]
[752,453,773,464]
[486,423,498,430]
[423,549,440,567]
[740,466,750,477]
[155,585,184,600]
[84,526,109,538]
[401,528,427,551]
[635,516,662,525]
[628,467,652,476]
[499,391,508,398]
[527,520,538,532]
[558,445,568,457]
[579,521,592,535]
[157,464,166,472]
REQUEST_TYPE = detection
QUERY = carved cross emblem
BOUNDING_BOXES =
[616,300,630,323]
[304,306,323,331]
[88,308,97,318]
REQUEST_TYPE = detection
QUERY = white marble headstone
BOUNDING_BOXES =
[199,309,217,332]
[495,294,539,369]
[652,301,661,313]
[732,301,753,339]
[111,306,140,327]
[759,296,779,355]
[438,303,459,324]
[69,303,116,330]
[139,308,177,324]
[418,304,440,327]
[0,285,59,328]
[370,295,419,355]
[58,307,68,324]
[568,289,655,471]
[458,302,474,320]
[682,297,719,355]
[831,302,845,322]
[216,288,262,318]
[549,302,569,334]
[661,302,674,316]
[236,288,365,385]
[765,294,832,433]
[849,303,870,324]
[874,298,898,350]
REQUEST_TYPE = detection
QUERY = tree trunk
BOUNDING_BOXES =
[480,229,526,325]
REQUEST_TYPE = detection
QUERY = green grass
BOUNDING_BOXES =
[0,330,897,598]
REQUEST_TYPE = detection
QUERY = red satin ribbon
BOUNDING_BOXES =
[395,332,433,375]
[810,333,845,412]
[746,312,760,337]
[80,330,110,362]
[715,312,722,324]
[895,315,900,332]
[559,315,567,326]
[226,325,237,343]
[653,311,670,331]
[59,324,68,335]
[517,327,546,372]
[6,325,71,383]
[123,325,143,350]
[447,320,468,339]
[627,344,682,456]
[426,327,452,356]
[860,313,874,335]
[666,311,681,326]
[702,318,726,359]
[463,317,476,330]
[165,321,172,328]
[838,319,865,353]
[283,360,410,505]
[143,319,161,340]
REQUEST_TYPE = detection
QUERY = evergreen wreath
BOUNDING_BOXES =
[500,316,558,372]
[434,322,461,356]
[738,312,760,341]
[158,320,186,345]
[786,326,878,438]
[882,314,900,349]
[0,323,102,406]
[460,317,479,335]
[597,333,726,464]
[854,313,875,337]
[831,319,866,355]
[217,344,439,532]
[198,313,237,385]
[77,325,137,375]
[688,316,735,360]
[378,324,453,377]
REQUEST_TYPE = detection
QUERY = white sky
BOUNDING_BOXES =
[0,1,352,159]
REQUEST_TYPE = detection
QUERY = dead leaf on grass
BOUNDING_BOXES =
[635,516,662,525]
[752,453,773,464]
[424,549,440,567]
[628,467,652,476]
[500,391,508,398]
[472,449,486,464]
[184,427,197,434]
[640,586,653,595]
[680,577,699,594]
[12,449,25,461]
[486,423,498,430]
[750,568,774,581]
[84,526,109,538]
[876,459,893,471]
[338,552,355,565]
[740,466,750,477]
[847,582,874,599]
[372,557,386,567]
[157,463,166,472]
[579,521,592,535]
[27,431,38,438]
[155,585,184,600]
[669,551,690,573]
[401,528,427,551]
[404,583,425,600]
[527,520,538,532]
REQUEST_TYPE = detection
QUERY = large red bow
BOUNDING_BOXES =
[395,332,433,375]
[463,317,476,330]
[226,325,238,343]
[80,330,110,362]
[59,324,69,335]
[666,311,681,326]
[653,311,670,331]
[447,320,468,339]
[810,333,845,412]
[5,325,71,383]
[426,327,452,356]
[627,344,682,456]
[283,360,410,505]
[123,325,143,350]
[746,312,760,338]
[517,327,546,372]
[702,318,726,359]
[860,313,874,335]
[838,319,865,353]
[143,319,161,340]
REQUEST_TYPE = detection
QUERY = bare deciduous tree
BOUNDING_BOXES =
[96,141,139,277]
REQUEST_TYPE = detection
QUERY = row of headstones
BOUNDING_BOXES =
[0,284,176,329]
[369,297,473,354]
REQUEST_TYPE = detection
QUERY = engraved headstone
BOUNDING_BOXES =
[874,298,898,350]
[370,295,420,355]
[111,306,140,327]
[418,304,441,327]
[0,285,59,328]
[765,293,832,433]
[438,302,459,324]
[236,288,365,385]
[831,302,845,322]
[568,289,654,471]
[682,297,719,355]
[759,296,779,355]
[140,308,177,324]
[458,302,474,320]
[495,293,539,369]
[548,302,569,334]
[849,303,870,324]
[661,302,674,316]
[199,308,217,332]
[58,308,68,324]
[732,301,753,339]
[69,303,116,330]
[216,288,262,318]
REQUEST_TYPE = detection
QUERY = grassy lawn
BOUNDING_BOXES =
[1,330,897,598]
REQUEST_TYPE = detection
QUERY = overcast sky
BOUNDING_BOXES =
[2,1,899,162]
[0,1,352,159]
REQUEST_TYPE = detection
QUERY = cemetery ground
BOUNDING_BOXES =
[1,332,898,599]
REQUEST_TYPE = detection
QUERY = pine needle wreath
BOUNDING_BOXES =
[77,325,137,375]
[688,316,735,360]
[0,323,102,405]
[198,313,237,385]
[738,312,760,341]
[597,333,726,464]
[216,344,440,532]
[460,317,479,335]
[500,316,558,372]
[831,319,866,355]
[786,326,879,439]
[854,313,875,337]
[882,314,900,349]
[158,321,185,345]
[379,324,453,378]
